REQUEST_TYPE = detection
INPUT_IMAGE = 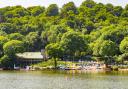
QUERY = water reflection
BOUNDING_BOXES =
[0,70,128,89]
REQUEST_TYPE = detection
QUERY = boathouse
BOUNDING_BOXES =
[16,52,47,67]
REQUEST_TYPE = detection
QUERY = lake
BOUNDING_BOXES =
[0,70,128,89]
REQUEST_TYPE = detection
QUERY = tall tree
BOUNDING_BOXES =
[81,0,96,8]
[46,43,63,68]
[45,4,59,16]
[92,40,118,65]
[60,31,88,59]
[61,2,78,17]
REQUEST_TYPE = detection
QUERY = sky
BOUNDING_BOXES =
[0,0,128,8]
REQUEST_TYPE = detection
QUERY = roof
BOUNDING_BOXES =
[16,52,43,59]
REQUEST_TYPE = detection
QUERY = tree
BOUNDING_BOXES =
[0,55,13,69]
[4,11,14,18]
[0,23,18,34]
[99,40,118,56]
[45,4,59,16]
[4,6,29,18]
[81,0,96,8]
[0,30,7,36]
[46,43,63,68]
[66,19,75,28]
[95,10,107,21]
[25,32,40,51]
[27,6,45,16]
[0,36,8,57]
[92,40,118,66]
[3,40,24,68]
[105,3,113,12]
[21,24,38,35]
[93,40,118,56]
[41,25,70,45]
[3,40,24,56]
[97,25,128,44]
[120,37,128,53]
[61,2,77,17]
[125,4,128,10]
[113,6,123,16]
[60,31,88,59]
[0,36,8,47]
[93,3,106,13]
[121,10,128,17]
[8,33,24,41]
[13,6,29,17]
[85,20,95,32]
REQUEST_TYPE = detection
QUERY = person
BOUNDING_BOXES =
[25,66,29,70]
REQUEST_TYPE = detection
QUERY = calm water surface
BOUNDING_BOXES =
[0,70,128,89]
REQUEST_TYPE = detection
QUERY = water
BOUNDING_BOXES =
[0,70,128,89]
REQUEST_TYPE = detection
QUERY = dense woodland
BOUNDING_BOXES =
[0,0,128,68]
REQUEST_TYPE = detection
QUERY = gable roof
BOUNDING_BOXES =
[16,52,43,59]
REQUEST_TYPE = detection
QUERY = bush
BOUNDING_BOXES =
[117,53,128,62]
[112,65,118,71]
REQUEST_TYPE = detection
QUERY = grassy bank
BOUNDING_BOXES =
[33,59,75,68]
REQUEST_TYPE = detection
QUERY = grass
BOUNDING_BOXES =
[33,58,75,68]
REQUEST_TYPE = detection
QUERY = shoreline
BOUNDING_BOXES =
[0,68,128,72]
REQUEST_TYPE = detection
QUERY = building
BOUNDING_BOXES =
[16,52,47,67]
